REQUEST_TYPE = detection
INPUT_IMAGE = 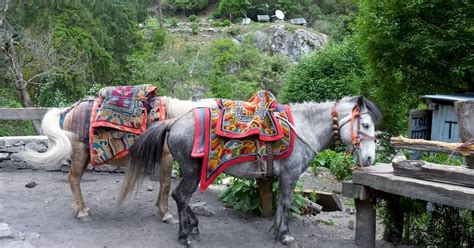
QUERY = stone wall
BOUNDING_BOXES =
[0,136,124,173]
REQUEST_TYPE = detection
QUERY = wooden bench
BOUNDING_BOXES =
[342,163,474,248]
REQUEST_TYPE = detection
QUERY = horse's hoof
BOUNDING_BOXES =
[163,215,179,224]
[282,234,299,248]
[190,228,200,241]
[77,214,91,222]
[179,237,197,248]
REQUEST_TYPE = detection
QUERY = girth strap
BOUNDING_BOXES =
[265,142,274,178]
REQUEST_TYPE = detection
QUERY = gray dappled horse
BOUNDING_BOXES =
[118,96,381,246]
[22,96,215,223]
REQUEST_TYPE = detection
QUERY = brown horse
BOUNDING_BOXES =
[22,96,215,223]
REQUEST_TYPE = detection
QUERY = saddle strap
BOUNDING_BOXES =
[265,142,274,178]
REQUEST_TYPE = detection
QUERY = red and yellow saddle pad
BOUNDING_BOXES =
[192,91,295,191]
[89,84,165,166]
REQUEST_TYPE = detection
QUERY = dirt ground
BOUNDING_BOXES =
[0,169,390,248]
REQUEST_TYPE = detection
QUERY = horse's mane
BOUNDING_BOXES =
[163,96,216,118]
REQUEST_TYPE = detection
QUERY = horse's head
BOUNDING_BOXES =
[333,96,382,167]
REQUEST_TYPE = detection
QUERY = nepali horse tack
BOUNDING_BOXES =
[89,84,165,165]
[192,90,294,191]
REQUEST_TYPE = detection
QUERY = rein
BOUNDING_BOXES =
[275,114,319,155]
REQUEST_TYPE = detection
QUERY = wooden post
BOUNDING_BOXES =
[382,194,404,244]
[455,100,474,169]
[355,198,376,248]
[257,178,273,217]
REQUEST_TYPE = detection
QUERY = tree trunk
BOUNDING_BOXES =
[157,0,163,28]
[3,21,41,133]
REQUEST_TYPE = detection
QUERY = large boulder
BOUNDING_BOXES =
[240,24,328,62]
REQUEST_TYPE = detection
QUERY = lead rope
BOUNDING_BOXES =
[275,114,319,155]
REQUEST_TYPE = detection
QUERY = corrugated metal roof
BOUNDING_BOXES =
[422,94,474,102]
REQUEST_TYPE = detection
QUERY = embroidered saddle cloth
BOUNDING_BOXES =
[192,90,295,192]
[89,84,165,166]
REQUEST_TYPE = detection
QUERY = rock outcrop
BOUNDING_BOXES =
[240,24,328,62]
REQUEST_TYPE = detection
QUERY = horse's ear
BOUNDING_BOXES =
[357,96,366,109]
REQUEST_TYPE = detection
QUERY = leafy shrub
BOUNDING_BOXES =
[222,19,231,27]
[187,14,197,22]
[169,0,209,13]
[219,178,311,215]
[170,18,178,28]
[191,22,199,35]
[311,149,353,181]
[280,38,364,103]
[152,28,167,49]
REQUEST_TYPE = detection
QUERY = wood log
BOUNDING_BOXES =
[391,136,474,156]
[294,189,342,211]
[257,178,273,217]
[392,159,474,187]
[0,108,53,120]
[455,100,474,169]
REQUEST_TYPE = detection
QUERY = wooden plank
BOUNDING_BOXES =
[341,181,369,200]
[0,108,52,120]
[391,136,474,156]
[352,164,474,210]
[455,100,474,169]
[257,178,273,217]
[392,160,474,187]
[295,189,342,211]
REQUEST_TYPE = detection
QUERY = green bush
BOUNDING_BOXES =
[169,0,209,13]
[280,38,364,103]
[219,178,311,215]
[222,19,232,27]
[187,14,197,22]
[311,149,353,181]
[152,28,167,49]
[170,18,178,28]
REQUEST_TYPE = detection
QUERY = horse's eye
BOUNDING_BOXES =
[362,123,369,129]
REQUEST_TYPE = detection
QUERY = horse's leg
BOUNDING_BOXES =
[171,160,201,246]
[156,138,178,224]
[68,141,90,220]
[271,172,300,247]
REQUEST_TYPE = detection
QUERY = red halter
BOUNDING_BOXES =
[331,102,376,149]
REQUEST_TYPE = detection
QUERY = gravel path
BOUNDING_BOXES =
[0,170,389,248]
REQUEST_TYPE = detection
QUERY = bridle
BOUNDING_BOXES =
[331,102,377,152]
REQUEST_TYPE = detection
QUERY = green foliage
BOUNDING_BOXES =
[378,197,473,247]
[375,132,397,163]
[191,22,200,34]
[356,0,473,134]
[170,18,179,28]
[280,38,364,103]
[222,19,232,27]
[421,153,463,166]
[0,87,35,136]
[188,14,197,22]
[219,178,261,214]
[169,0,209,13]
[217,0,250,20]
[152,28,167,49]
[311,149,353,181]
[219,178,312,215]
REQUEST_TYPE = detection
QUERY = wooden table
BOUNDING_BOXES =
[342,163,474,248]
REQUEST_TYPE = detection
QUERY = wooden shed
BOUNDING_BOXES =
[423,94,474,142]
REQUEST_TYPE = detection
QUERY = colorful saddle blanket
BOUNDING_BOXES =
[89,84,165,166]
[192,91,295,192]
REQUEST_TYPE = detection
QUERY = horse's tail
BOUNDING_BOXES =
[21,108,74,170]
[117,122,169,206]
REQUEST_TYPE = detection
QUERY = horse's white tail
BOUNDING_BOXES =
[21,108,74,170]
